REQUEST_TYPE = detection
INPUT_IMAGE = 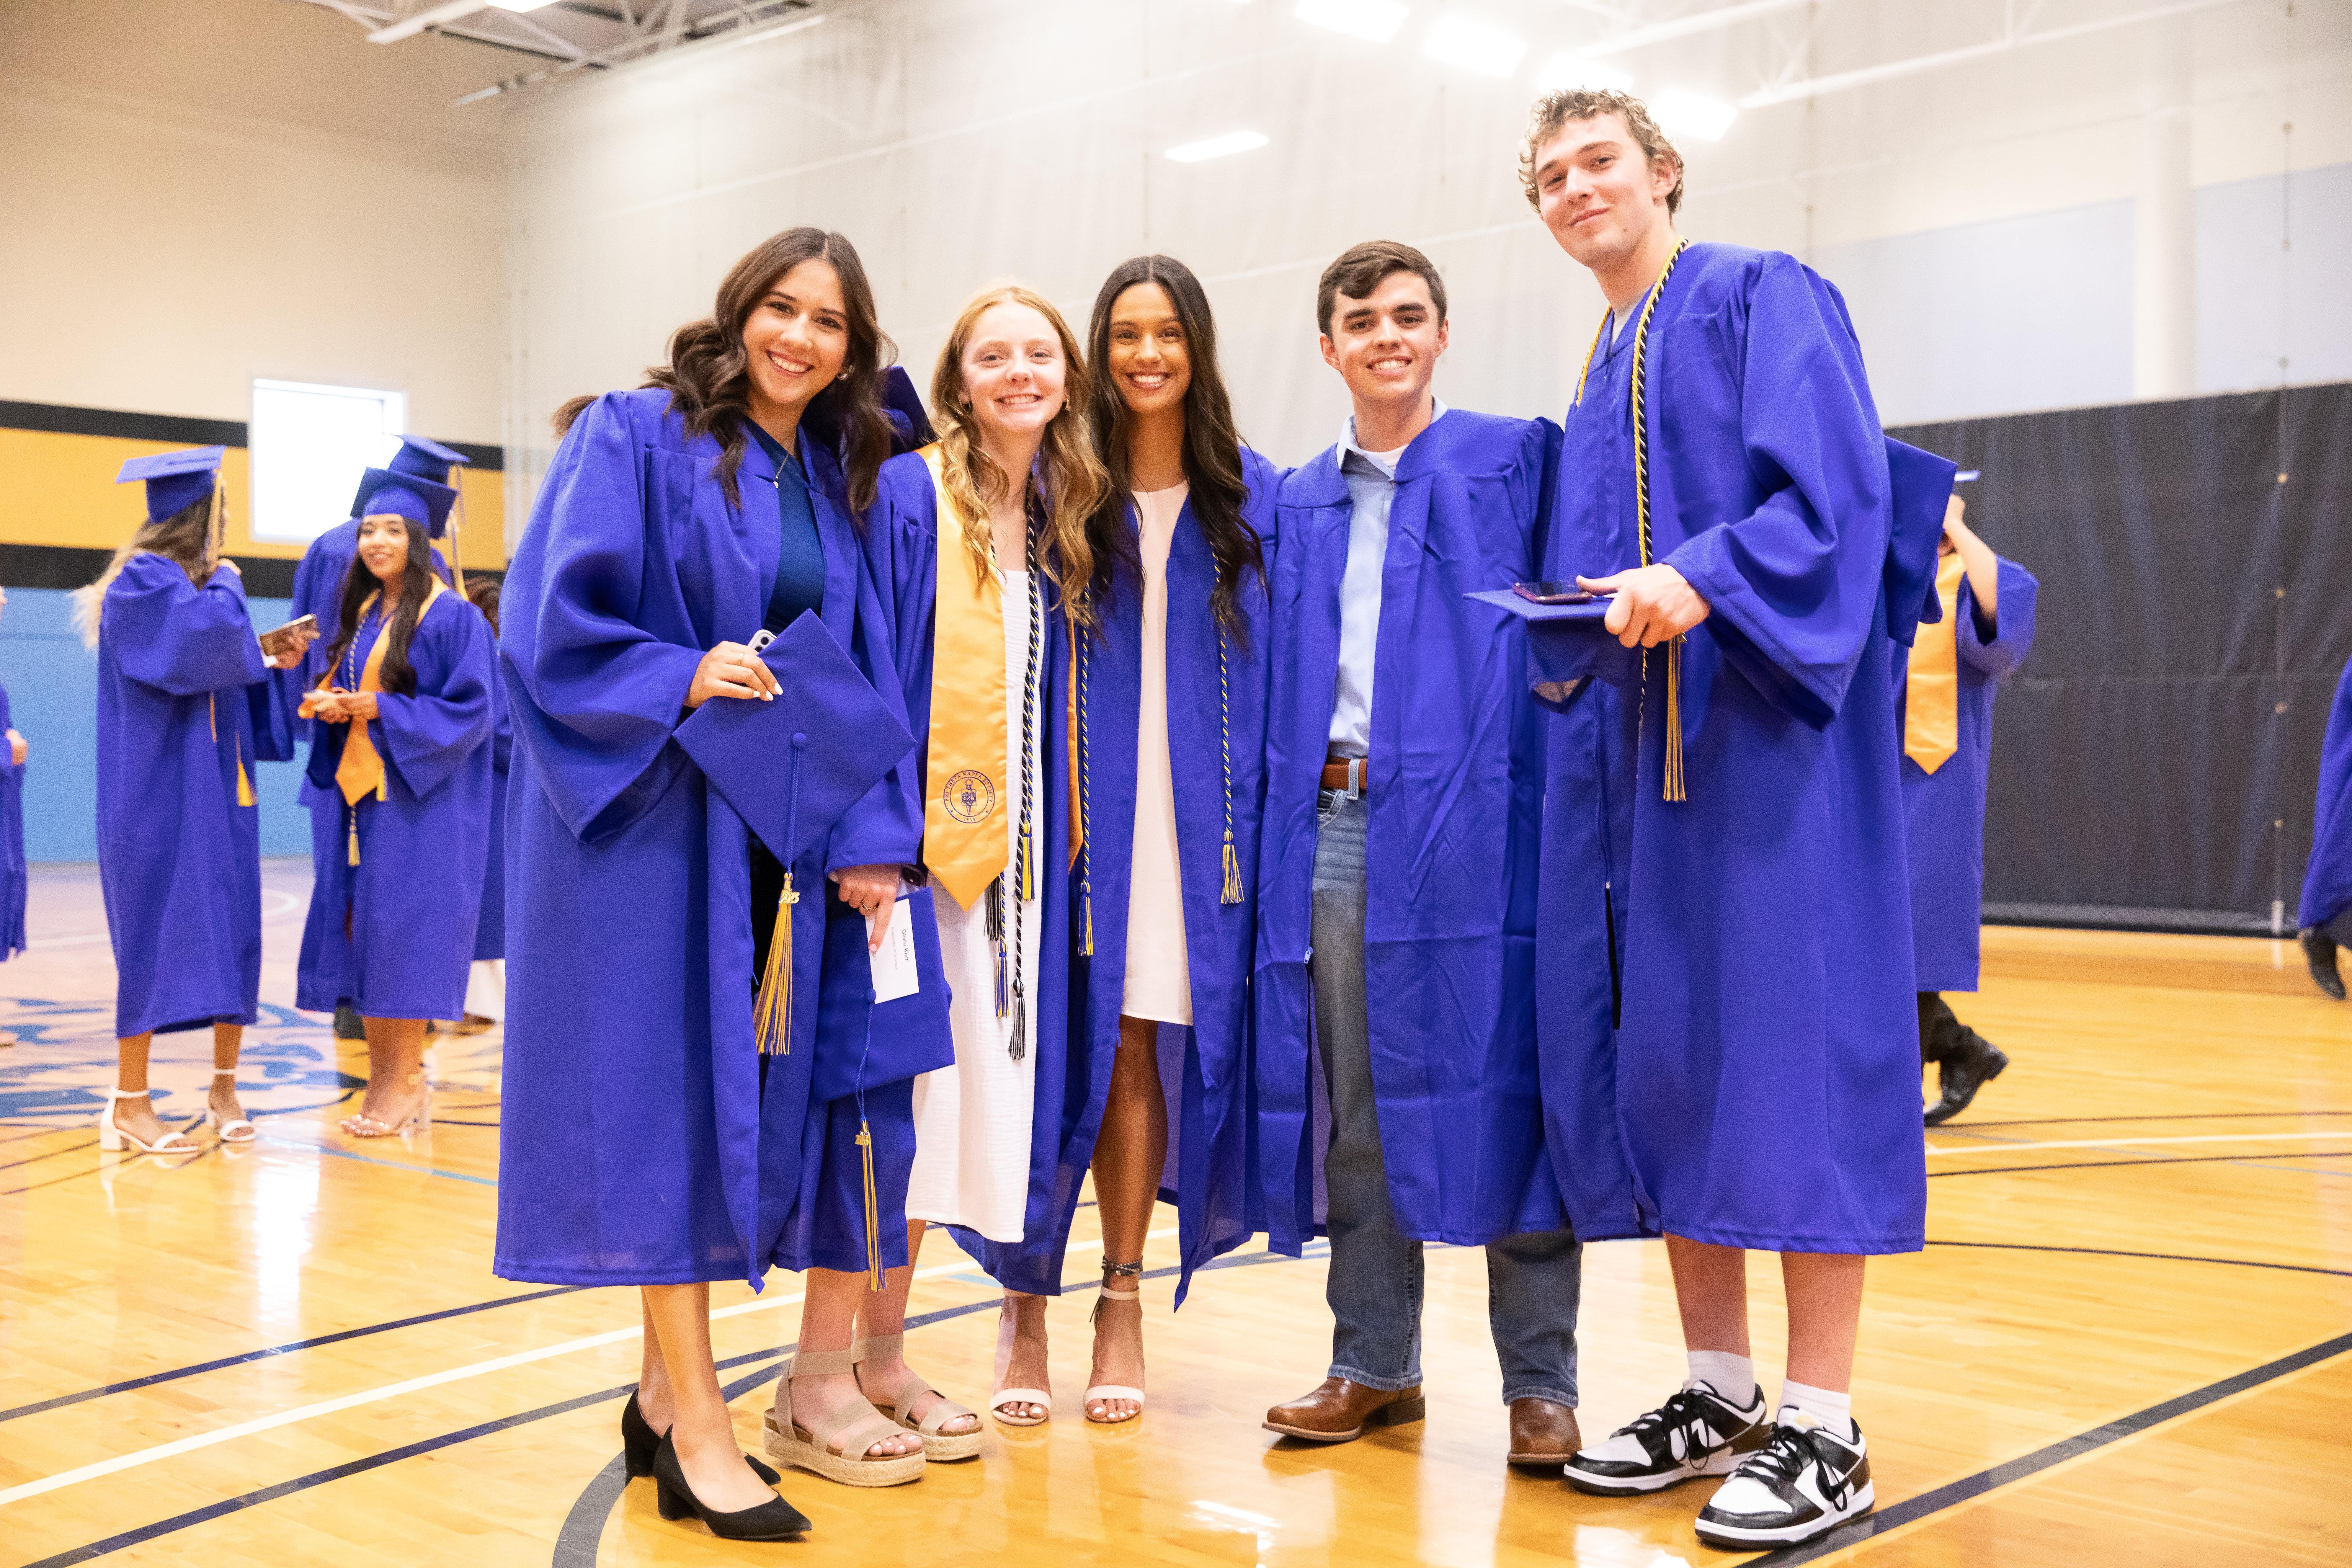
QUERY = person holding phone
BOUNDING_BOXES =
[74,449,308,1150]
[497,228,964,1533]
[296,469,495,1140]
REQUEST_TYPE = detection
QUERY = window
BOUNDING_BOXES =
[248,380,408,544]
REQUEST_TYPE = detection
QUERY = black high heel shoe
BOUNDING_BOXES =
[622,1392,781,1484]
[652,1431,811,1541]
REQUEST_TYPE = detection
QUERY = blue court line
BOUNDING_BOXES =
[266,1136,498,1186]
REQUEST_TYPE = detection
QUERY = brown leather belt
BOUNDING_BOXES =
[1319,755,1369,794]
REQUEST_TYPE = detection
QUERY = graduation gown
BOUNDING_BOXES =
[2301,655,2352,933]
[1897,555,2038,991]
[0,684,24,961]
[494,389,946,1289]
[95,555,296,1036]
[991,449,1282,1303]
[472,675,511,963]
[296,590,495,1021]
[862,451,1083,1295]
[1254,412,1565,1255]
[1534,243,1939,1255]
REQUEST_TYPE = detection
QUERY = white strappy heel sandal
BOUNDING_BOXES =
[991,1296,1052,1426]
[1084,1259,1147,1424]
[853,1334,983,1460]
[97,1088,201,1155]
[190,1068,256,1144]
[761,1349,928,1487]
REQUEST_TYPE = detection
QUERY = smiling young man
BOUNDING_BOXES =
[1253,242,1584,1468]
[1512,91,1952,1548]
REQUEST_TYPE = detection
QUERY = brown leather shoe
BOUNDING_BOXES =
[1506,1396,1581,1467]
[1263,1377,1427,1443]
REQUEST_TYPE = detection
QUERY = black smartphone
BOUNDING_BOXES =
[1512,581,1600,605]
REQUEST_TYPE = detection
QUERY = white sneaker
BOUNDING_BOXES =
[1694,1411,1874,1549]
[1563,1380,1770,1496]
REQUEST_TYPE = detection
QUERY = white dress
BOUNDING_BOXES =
[906,568,1044,1243]
[1122,484,1193,1025]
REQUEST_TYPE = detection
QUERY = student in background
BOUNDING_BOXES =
[2298,653,2352,1000]
[1252,243,1582,1467]
[289,436,461,1042]
[75,449,310,1150]
[461,575,508,1029]
[297,469,494,1139]
[1900,487,2038,1121]
[0,587,30,1042]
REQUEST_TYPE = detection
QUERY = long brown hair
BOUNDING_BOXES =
[929,284,1112,627]
[320,518,437,698]
[71,493,220,649]
[553,228,898,514]
[1085,255,1265,645]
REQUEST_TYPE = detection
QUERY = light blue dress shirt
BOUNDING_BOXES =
[1327,397,1447,758]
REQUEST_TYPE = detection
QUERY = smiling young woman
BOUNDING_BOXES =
[861,283,1111,1428]
[295,475,495,1142]
[497,227,963,1536]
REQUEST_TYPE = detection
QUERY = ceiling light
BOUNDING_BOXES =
[1295,0,1410,44]
[485,0,561,10]
[1166,129,1272,163]
[1652,89,1737,141]
[1422,16,1526,77]
[1535,52,1632,93]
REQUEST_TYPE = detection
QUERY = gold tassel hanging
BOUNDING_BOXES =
[1627,236,1692,804]
[348,813,361,867]
[1075,634,1096,955]
[753,875,799,1055]
[858,1119,884,1291]
[1217,633,1243,905]
[1663,641,1686,802]
[1222,834,1243,905]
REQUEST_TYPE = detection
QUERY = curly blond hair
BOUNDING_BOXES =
[929,284,1112,628]
[1517,88,1684,216]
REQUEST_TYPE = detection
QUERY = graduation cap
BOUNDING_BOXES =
[1465,589,1643,691]
[117,446,225,522]
[387,434,472,482]
[673,613,916,1057]
[350,467,459,538]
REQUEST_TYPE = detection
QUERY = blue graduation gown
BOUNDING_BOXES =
[494,390,946,1289]
[296,591,495,1020]
[1254,412,1565,1255]
[1534,243,1932,1255]
[1897,555,2038,991]
[95,555,296,1036]
[987,450,1283,1303]
[2301,655,2352,932]
[472,675,511,962]
[0,685,24,960]
[862,451,1083,1295]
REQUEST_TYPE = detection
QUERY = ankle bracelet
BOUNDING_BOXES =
[1101,1258,1142,1278]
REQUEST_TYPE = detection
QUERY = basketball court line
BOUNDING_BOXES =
[1926,1130,2351,1156]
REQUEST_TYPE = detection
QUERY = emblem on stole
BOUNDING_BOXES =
[942,769,996,825]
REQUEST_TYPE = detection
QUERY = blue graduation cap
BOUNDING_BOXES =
[116,446,225,522]
[351,467,459,538]
[387,434,472,482]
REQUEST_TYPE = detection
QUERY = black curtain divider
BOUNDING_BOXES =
[1890,382,2352,936]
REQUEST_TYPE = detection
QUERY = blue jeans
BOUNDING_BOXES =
[1311,790,1582,1407]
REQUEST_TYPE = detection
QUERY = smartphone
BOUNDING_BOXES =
[747,629,777,654]
[258,613,318,658]
[1512,581,1602,605]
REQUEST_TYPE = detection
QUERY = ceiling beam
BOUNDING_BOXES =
[1583,0,1814,58]
[368,1,490,45]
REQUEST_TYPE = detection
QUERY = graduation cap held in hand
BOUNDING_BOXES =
[674,613,915,1057]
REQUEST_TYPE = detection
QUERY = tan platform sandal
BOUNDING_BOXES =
[761,1349,927,1487]
[854,1334,983,1461]
[1084,1258,1146,1424]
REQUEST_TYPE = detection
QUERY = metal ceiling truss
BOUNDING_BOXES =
[289,0,819,96]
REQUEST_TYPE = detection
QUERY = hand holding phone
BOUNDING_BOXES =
[1512,581,1604,606]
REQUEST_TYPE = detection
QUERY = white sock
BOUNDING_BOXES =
[1777,1378,1854,1439]
[1686,1351,1758,1406]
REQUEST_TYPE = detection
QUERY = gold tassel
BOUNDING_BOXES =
[1081,889,1095,957]
[1221,832,1242,906]
[754,875,799,1055]
[348,815,361,866]
[1664,639,1686,803]
[1017,826,1034,901]
[858,1119,884,1292]
[237,758,256,809]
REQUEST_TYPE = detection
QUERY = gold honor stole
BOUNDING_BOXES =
[304,578,449,863]
[1903,550,1967,774]
[918,445,1083,915]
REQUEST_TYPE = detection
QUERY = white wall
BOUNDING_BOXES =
[500,0,2352,505]
[0,0,508,441]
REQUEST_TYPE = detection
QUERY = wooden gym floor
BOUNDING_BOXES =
[1,860,2348,1566]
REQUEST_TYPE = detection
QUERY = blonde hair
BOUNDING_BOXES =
[928,284,1111,627]
[70,493,222,649]
[1518,88,1685,217]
